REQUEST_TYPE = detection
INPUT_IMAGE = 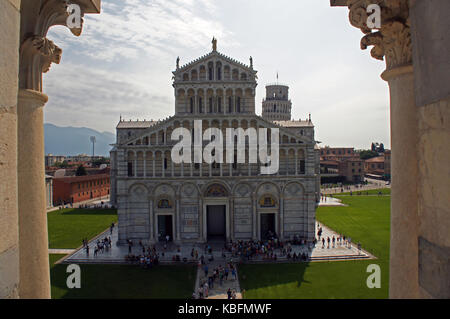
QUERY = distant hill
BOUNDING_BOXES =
[44,123,115,156]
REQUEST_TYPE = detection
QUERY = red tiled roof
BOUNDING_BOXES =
[365,156,385,163]
[53,173,109,184]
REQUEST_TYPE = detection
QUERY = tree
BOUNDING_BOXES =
[75,164,87,176]
[55,160,70,168]
[359,150,379,160]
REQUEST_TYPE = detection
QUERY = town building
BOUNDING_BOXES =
[319,147,358,161]
[110,40,320,245]
[338,157,365,183]
[364,150,391,180]
[319,147,364,183]
[52,173,110,205]
[45,154,66,167]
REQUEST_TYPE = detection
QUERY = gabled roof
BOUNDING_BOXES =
[174,50,256,75]
[118,114,314,147]
[116,120,158,129]
[274,120,314,128]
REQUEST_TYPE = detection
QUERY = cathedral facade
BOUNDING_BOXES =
[110,40,320,245]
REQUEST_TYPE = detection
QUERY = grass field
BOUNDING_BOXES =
[47,208,117,249]
[49,254,196,299]
[239,195,390,299]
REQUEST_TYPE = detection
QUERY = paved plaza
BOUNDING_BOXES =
[194,259,242,299]
[62,221,373,265]
[321,179,390,195]
[319,196,346,207]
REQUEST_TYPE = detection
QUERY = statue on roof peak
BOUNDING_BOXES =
[212,37,217,51]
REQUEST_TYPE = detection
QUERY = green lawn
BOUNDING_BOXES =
[239,195,390,299]
[47,208,117,249]
[49,254,196,299]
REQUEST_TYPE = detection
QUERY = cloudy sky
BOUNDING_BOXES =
[44,0,390,149]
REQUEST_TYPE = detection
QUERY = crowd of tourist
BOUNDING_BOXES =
[317,223,362,253]
[83,236,112,256]
[218,232,313,263]
[193,262,238,299]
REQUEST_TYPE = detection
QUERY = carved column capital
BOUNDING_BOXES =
[346,0,412,71]
[19,0,101,91]
[20,36,62,91]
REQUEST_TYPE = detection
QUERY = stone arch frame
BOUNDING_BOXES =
[282,181,307,240]
[224,65,231,80]
[203,181,231,198]
[232,181,252,198]
[207,61,214,81]
[153,183,176,242]
[216,61,222,80]
[199,65,206,81]
[179,182,200,198]
[256,181,281,240]
[179,182,201,241]
[256,181,280,199]
[282,181,305,198]
[153,183,176,198]
[191,69,198,81]
[128,183,150,197]
[201,180,232,241]
[232,68,239,81]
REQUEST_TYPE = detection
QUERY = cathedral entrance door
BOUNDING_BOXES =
[207,205,226,241]
[157,215,173,242]
[260,213,276,240]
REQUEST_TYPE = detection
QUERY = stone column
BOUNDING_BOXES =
[149,199,154,242]
[0,0,21,299]
[134,151,137,177]
[279,194,284,239]
[229,197,234,241]
[152,155,155,177]
[340,2,419,298]
[176,197,181,242]
[17,89,50,299]
[143,151,147,177]
[162,152,165,178]
[252,193,257,240]
[295,150,298,175]
[13,0,101,299]
[199,197,205,242]
[382,64,419,298]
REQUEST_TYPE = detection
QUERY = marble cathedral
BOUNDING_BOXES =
[110,39,320,245]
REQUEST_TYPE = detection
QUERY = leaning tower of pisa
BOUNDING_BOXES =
[262,83,292,122]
